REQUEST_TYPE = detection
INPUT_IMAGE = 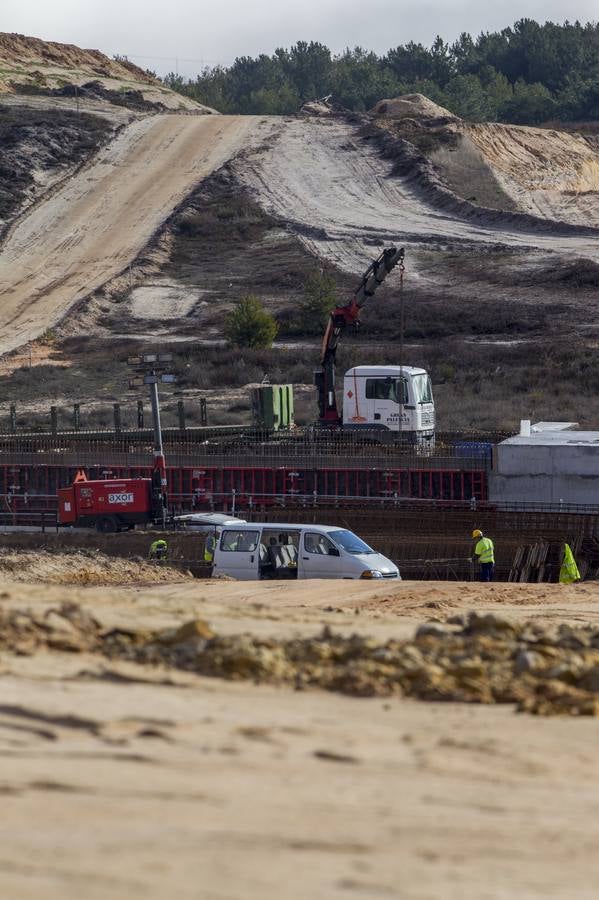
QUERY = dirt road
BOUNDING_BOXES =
[236,118,599,276]
[0,114,273,355]
[3,576,599,899]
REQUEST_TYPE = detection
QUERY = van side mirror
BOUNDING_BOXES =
[328,547,340,557]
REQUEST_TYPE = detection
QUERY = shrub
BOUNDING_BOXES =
[294,269,338,335]
[224,296,278,349]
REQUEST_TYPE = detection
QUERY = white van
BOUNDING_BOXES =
[212,523,400,581]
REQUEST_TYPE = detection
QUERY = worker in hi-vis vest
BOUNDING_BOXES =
[204,529,219,564]
[559,543,581,584]
[149,538,168,561]
[472,529,494,582]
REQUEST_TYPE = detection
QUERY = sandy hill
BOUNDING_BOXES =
[0,32,208,111]
[370,93,599,227]
[370,92,457,121]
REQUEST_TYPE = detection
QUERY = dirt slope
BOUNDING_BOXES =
[462,122,599,226]
[0,32,205,111]
[235,118,599,277]
[0,114,274,354]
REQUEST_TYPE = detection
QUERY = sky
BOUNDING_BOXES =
[3,0,599,77]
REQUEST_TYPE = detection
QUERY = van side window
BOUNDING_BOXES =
[220,530,259,552]
[304,532,336,555]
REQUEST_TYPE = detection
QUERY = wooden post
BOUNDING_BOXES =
[200,398,207,426]
[137,400,144,429]
[50,406,57,435]
[178,399,186,432]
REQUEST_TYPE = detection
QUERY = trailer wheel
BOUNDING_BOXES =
[96,516,118,533]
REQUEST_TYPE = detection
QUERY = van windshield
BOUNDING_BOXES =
[329,530,374,554]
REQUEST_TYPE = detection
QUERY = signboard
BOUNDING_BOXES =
[108,492,134,505]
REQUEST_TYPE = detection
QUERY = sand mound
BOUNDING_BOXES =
[461,122,599,226]
[0,32,208,111]
[0,549,191,585]
[370,93,457,121]
[0,33,154,85]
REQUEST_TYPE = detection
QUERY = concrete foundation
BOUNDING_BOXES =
[490,431,599,505]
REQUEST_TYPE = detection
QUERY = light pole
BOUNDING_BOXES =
[128,353,176,530]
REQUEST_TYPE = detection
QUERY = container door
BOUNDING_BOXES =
[299,531,342,579]
[213,528,261,580]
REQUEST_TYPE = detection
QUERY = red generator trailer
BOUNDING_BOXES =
[57,470,161,532]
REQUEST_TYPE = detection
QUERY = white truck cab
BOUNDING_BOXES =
[343,365,435,443]
[212,523,400,581]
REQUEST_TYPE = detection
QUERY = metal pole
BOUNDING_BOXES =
[149,378,163,458]
[149,376,167,530]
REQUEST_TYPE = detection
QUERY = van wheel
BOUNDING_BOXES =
[96,516,118,533]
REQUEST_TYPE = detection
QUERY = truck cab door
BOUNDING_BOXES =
[368,377,408,431]
[213,529,261,580]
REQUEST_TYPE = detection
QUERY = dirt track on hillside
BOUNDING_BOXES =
[0,114,271,354]
[3,576,599,899]
[236,118,599,277]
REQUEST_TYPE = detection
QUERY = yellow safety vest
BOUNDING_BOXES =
[559,543,580,584]
[204,534,216,563]
[475,537,494,564]
[150,540,167,554]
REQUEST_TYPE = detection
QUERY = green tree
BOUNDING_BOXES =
[500,79,555,123]
[224,296,278,349]
[331,47,400,111]
[296,269,337,335]
[444,74,487,120]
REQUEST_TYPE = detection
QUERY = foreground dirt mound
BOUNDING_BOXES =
[370,92,457,121]
[115,611,599,715]
[4,602,599,715]
[0,31,205,111]
[0,550,190,585]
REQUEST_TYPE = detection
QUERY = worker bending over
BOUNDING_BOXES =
[472,529,494,582]
[149,538,168,561]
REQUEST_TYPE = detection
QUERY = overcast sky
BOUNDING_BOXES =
[3,0,599,77]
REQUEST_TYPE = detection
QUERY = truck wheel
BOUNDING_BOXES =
[96,516,118,533]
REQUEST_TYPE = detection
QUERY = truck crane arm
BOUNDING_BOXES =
[314,246,405,425]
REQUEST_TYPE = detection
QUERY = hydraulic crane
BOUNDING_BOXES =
[314,246,405,425]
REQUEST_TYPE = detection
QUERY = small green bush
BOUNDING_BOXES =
[224,296,278,349]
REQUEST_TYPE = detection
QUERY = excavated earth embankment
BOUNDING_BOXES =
[3,578,599,899]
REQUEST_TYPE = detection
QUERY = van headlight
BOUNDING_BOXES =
[360,570,383,579]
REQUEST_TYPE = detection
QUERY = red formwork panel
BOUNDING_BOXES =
[0,462,488,510]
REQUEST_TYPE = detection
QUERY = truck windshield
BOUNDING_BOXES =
[412,373,433,404]
[329,529,374,554]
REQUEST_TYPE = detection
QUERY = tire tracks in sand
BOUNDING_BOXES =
[0,114,275,355]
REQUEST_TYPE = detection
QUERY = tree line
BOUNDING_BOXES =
[162,19,599,124]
